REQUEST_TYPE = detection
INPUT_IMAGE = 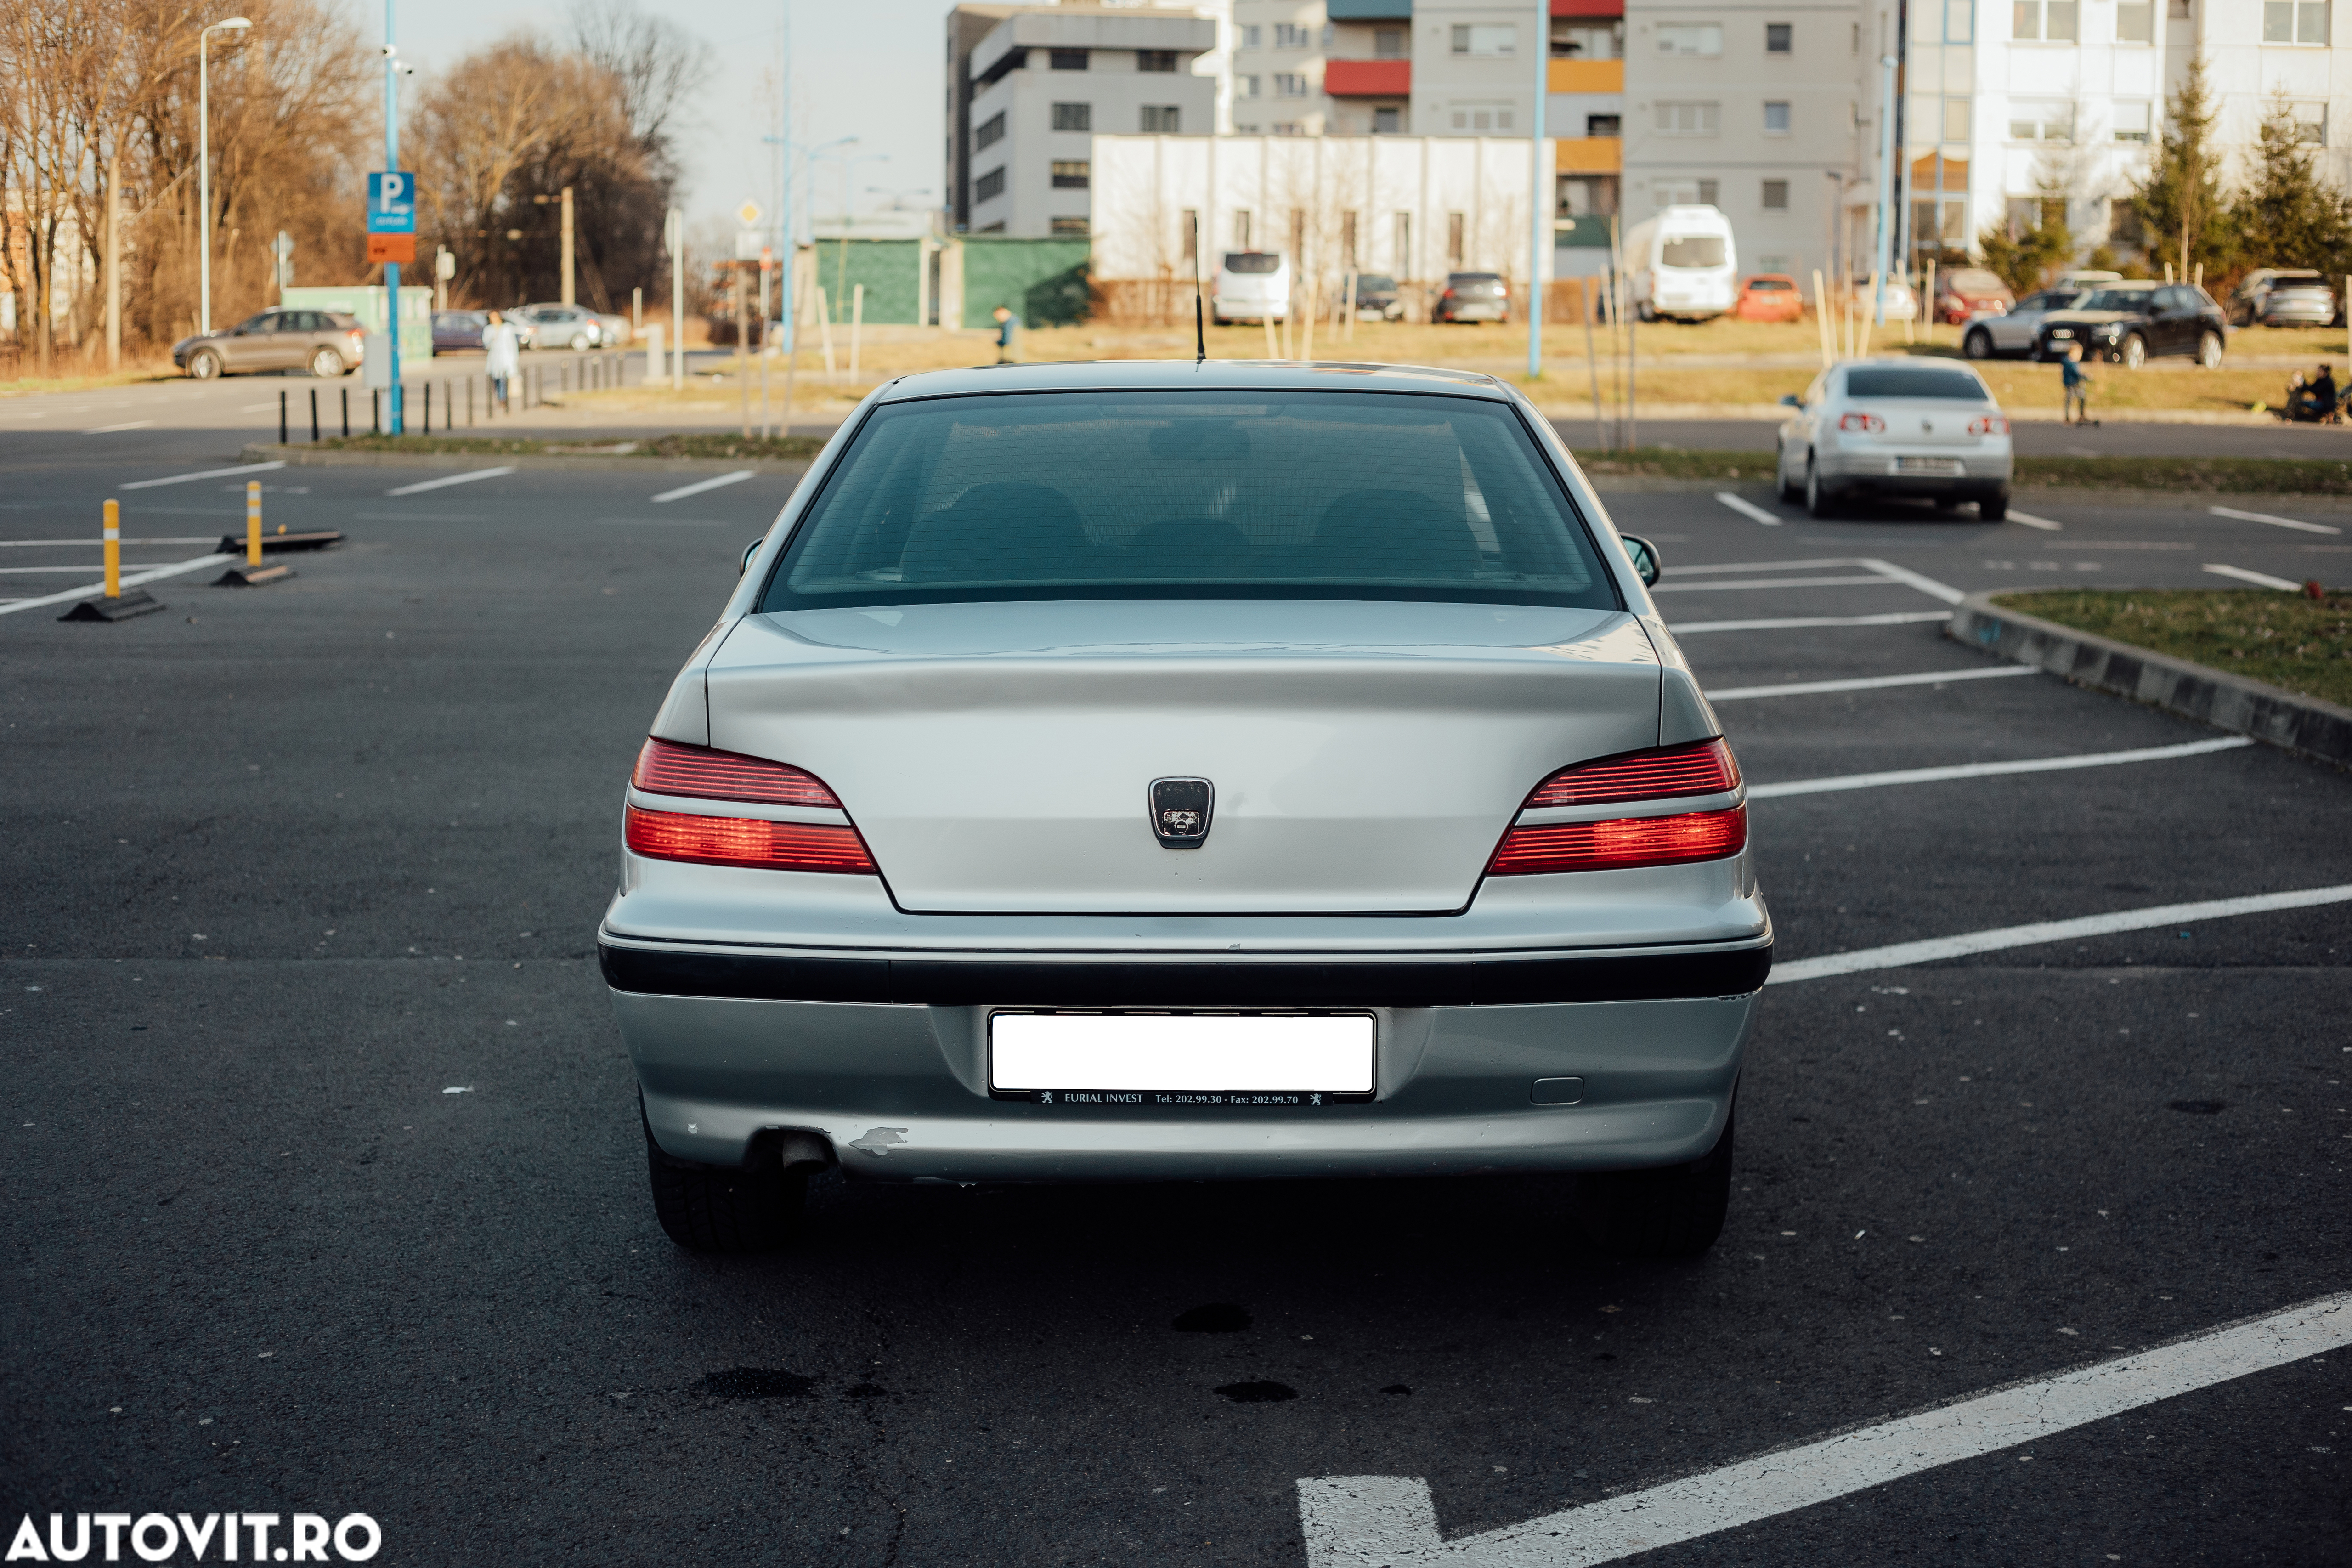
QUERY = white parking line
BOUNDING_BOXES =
[384,466,516,497]
[1712,492,1783,526]
[119,461,287,491]
[82,420,157,434]
[0,564,189,574]
[2203,562,2302,591]
[1748,736,2253,799]
[1854,557,1968,605]
[1652,575,1895,594]
[1668,557,1866,575]
[0,553,234,617]
[650,470,757,503]
[1771,882,2352,984]
[1296,1290,2352,1568]
[0,538,221,547]
[1708,665,2035,702]
[2007,509,2064,531]
[2210,504,2341,536]
[1671,611,1951,634]
[238,402,278,412]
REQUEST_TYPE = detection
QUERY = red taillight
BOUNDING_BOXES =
[1968,414,2009,436]
[625,805,877,874]
[1524,739,1740,808]
[1488,806,1747,876]
[632,738,841,806]
[1838,412,1884,433]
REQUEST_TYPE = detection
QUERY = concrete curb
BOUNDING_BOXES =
[238,443,811,477]
[1946,589,2352,767]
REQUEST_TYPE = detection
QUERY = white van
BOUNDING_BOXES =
[1623,205,1737,323]
[1211,251,1290,324]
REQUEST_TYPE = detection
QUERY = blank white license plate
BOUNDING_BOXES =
[989,1012,1375,1094]
[1896,456,1964,475]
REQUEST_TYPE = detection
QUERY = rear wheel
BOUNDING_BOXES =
[2197,330,2224,369]
[1962,328,1993,360]
[1776,446,1801,503]
[187,349,222,380]
[308,347,344,378]
[1574,1103,1735,1258]
[2120,332,2148,369]
[1980,488,2010,521]
[1804,454,1838,518]
[645,1114,805,1253]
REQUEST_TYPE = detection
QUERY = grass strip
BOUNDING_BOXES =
[306,432,825,461]
[1568,447,2352,496]
[2000,587,2352,709]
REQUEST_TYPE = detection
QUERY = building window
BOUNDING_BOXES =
[1654,180,1719,208]
[975,112,1006,150]
[1450,102,1516,130]
[975,167,1006,202]
[1656,101,1721,135]
[1654,23,1723,55]
[1141,104,1181,132]
[1234,210,1253,249]
[1764,101,1791,133]
[1137,50,1177,72]
[2168,0,2190,16]
[2115,0,2154,38]
[1182,208,1199,263]
[2108,198,2143,243]
[1587,113,1621,136]
[1375,27,1406,57]
[1051,159,1091,189]
[1762,179,1789,209]
[1238,74,1261,99]
[1050,217,1090,236]
[2008,99,2074,141]
[2289,101,2328,141]
[2262,0,2328,40]
[1342,210,1360,267]
[1274,72,1309,97]
[1943,96,1972,141]
[1050,48,1088,69]
[1765,22,1792,51]
[1373,105,1402,132]
[1274,22,1312,48]
[1945,0,1976,40]
[1558,21,1623,57]
[1450,23,1518,55]
[2113,101,2151,142]
[1238,24,1261,49]
[1446,212,1466,267]
[1052,102,1091,132]
[2012,0,2078,40]
[1272,120,1308,135]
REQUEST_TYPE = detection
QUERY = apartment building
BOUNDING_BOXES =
[946,4,1221,235]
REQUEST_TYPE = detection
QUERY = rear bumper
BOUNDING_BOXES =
[605,935,1767,1180]
[1819,451,2011,493]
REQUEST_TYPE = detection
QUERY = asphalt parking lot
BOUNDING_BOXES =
[3,425,2349,1565]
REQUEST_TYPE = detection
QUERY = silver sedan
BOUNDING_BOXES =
[1775,357,2014,520]
[602,361,1770,1257]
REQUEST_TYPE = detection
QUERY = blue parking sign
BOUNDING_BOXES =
[366,171,417,235]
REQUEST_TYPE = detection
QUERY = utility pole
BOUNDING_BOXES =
[198,16,253,335]
[1526,0,1545,381]
[383,0,405,434]
[105,154,121,372]
[665,206,684,389]
[1872,51,1896,326]
[560,186,575,306]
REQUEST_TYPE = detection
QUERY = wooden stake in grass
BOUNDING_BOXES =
[849,283,865,382]
[1812,269,1833,366]
[816,286,837,380]
[1263,306,1279,361]
[1301,273,1317,362]
[1583,280,1606,453]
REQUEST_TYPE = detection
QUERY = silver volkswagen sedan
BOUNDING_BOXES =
[602,361,1770,1257]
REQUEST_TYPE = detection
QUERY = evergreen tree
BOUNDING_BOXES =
[2229,95,2352,276]
[2133,52,2231,279]
[1977,184,2073,294]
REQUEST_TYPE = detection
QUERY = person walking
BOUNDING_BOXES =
[991,305,1021,365]
[482,309,521,412]
[2060,342,2094,426]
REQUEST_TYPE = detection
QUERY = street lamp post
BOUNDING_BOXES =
[198,16,253,336]
[382,2,410,433]
[762,132,858,400]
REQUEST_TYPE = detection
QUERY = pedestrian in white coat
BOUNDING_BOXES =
[482,310,521,411]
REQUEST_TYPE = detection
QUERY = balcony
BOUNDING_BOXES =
[1324,58,1411,97]
[1328,0,1413,17]
[1547,59,1622,93]
[1554,137,1622,173]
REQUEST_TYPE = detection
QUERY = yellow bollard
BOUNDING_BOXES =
[103,498,120,599]
[247,480,263,566]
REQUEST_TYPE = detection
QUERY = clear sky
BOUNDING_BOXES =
[380,0,943,238]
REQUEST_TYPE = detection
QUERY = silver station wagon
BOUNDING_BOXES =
[602,361,1770,1257]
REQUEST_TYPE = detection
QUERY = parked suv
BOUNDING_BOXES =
[173,309,366,379]
[2036,283,2228,368]
[1933,267,2013,325]
[514,303,605,350]
[1433,272,1509,323]
[1352,273,1402,321]
[2228,269,2336,328]
[1960,288,2089,359]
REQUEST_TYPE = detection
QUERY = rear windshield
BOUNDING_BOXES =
[1356,274,1396,291]
[1843,368,1990,400]
[1948,269,2005,292]
[761,390,1619,612]
[1746,277,1792,290]
[1660,235,1726,268]
[1223,252,1281,274]
[2080,289,2154,313]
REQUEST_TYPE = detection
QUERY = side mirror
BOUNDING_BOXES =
[740,536,765,577]
[1622,534,1662,589]
[1779,393,1802,408]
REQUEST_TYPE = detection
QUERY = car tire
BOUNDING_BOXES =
[1980,488,2009,522]
[1573,1102,1735,1258]
[187,349,223,380]
[1776,450,1802,503]
[1804,454,1838,518]
[645,1113,805,1253]
[2197,330,2224,369]
[308,347,345,378]
[570,332,591,351]
[2120,332,2148,369]
[1636,300,1656,324]
[1962,328,1993,360]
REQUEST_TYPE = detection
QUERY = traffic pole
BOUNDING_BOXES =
[104,498,120,598]
[247,480,263,566]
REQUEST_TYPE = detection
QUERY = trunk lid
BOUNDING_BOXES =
[703,600,1662,914]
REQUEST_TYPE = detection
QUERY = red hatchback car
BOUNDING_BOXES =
[1732,275,1804,323]
[1934,267,2013,325]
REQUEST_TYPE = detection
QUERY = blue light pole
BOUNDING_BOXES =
[383,0,404,433]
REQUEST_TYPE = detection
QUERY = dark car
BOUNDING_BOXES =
[431,310,487,354]
[172,309,366,379]
[2227,269,2336,328]
[1432,272,1509,324]
[1351,273,1402,321]
[2035,283,2228,368]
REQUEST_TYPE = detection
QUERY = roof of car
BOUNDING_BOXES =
[873,360,1511,403]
